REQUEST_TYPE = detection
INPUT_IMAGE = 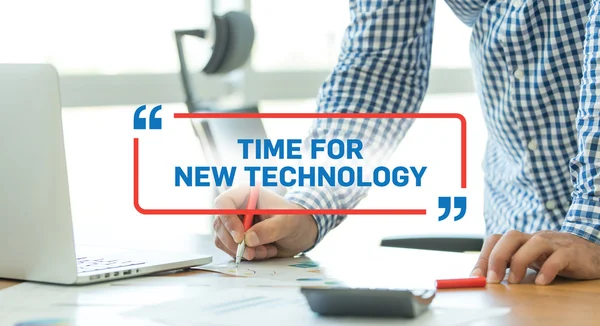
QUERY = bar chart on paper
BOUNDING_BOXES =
[126,287,510,326]
[196,257,345,287]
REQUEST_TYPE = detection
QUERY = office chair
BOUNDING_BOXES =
[380,234,484,252]
[174,11,283,197]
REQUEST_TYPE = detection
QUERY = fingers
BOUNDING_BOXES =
[214,184,254,208]
[507,234,554,284]
[213,217,240,254]
[471,234,502,277]
[214,218,256,260]
[214,188,251,244]
[245,215,288,247]
[214,235,235,258]
[235,245,277,261]
[215,241,277,261]
[251,244,279,260]
[487,230,531,283]
[212,185,304,261]
[219,215,244,244]
[471,231,588,286]
[536,250,569,285]
[243,247,255,260]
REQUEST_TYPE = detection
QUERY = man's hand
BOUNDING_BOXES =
[212,185,318,261]
[471,230,600,285]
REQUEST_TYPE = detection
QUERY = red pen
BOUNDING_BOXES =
[435,276,487,289]
[235,185,260,267]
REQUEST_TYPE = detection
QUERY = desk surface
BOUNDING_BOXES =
[1,241,599,326]
[0,279,16,291]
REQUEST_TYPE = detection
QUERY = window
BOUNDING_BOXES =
[250,1,472,71]
[431,2,472,68]
[1,1,212,74]
[250,0,349,71]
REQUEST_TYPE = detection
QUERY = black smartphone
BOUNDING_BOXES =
[300,287,435,318]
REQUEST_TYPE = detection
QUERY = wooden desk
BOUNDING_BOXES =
[0,279,17,290]
[1,244,599,326]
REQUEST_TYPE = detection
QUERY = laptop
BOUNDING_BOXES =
[0,64,212,284]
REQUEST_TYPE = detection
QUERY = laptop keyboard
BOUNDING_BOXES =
[77,257,145,274]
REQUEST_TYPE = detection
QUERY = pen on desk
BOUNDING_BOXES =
[435,276,487,289]
[235,185,260,268]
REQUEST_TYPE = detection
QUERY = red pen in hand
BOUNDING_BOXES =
[235,185,260,267]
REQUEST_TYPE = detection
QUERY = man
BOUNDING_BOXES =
[213,0,600,285]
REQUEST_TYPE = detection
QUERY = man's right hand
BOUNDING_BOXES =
[213,185,318,261]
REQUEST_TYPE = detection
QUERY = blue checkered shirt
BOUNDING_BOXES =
[285,0,600,246]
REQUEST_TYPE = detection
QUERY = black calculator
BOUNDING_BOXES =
[301,287,436,318]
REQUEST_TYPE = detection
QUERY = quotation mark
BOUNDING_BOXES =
[438,196,467,221]
[134,105,162,130]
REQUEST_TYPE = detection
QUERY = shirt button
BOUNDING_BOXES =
[545,200,557,210]
[513,0,523,7]
[514,69,525,80]
[527,139,538,150]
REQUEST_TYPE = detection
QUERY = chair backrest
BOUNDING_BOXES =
[380,235,484,252]
[188,104,286,196]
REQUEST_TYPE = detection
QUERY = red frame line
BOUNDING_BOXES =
[134,112,466,215]
[133,138,426,215]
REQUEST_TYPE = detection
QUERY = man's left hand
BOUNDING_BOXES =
[471,230,600,285]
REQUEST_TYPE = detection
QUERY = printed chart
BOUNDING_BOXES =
[196,257,345,287]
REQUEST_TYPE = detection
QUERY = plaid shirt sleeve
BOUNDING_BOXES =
[284,0,436,247]
[562,1,600,243]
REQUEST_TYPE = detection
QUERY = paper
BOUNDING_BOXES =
[0,281,193,306]
[112,274,300,288]
[0,281,197,326]
[0,253,508,326]
[126,287,510,326]
[196,257,346,287]
[0,300,161,326]
[0,309,161,326]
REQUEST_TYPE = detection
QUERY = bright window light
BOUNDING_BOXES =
[251,1,472,71]
[0,1,211,74]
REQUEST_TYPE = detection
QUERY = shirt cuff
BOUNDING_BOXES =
[561,197,600,244]
[284,187,347,251]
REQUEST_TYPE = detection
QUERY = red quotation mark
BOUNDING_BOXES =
[133,112,466,218]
